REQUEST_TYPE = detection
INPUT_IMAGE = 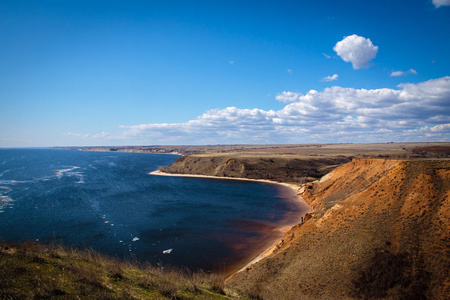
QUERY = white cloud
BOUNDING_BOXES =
[433,0,450,8]
[229,60,235,64]
[114,76,450,144]
[390,71,405,77]
[429,123,450,132]
[65,131,111,139]
[390,69,418,77]
[275,91,301,103]
[287,69,293,74]
[333,34,378,69]
[323,53,331,59]
[321,74,339,82]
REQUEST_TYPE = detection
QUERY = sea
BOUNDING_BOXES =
[0,148,305,273]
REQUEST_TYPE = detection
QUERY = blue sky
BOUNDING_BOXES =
[1,0,449,147]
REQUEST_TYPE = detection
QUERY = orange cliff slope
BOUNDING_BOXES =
[226,158,449,299]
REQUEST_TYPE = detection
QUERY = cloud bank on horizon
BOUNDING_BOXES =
[70,24,448,145]
[86,76,450,144]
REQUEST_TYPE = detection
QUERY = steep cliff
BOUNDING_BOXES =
[161,155,352,183]
[226,158,450,299]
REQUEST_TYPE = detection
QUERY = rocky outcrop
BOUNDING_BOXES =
[226,158,450,299]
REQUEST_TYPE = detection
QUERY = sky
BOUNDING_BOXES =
[1,0,449,147]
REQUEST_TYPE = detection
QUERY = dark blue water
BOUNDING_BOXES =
[0,149,304,273]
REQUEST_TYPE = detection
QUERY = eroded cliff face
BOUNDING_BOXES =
[226,158,450,299]
[161,155,352,183]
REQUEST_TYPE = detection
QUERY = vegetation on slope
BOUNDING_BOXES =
[0,241,231,300]
[161,155,351,183]
[227,159,450,299]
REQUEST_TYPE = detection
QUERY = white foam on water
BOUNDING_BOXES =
[0,180,20,185]
[0,169,12,177]
[54,166,86,184]
[132,237,140,242]
[0,186,12,193]
[0,195,14,211]
[55,166,80,178]
[0,195,14,202]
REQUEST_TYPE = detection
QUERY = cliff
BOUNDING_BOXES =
[226,158,450,299]
[161,155,352,183]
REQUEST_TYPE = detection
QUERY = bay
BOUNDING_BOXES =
[0,148,303,273]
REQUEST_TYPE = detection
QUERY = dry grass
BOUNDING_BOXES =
[352,250,428,300]
[0,241,233,299]
[227,158,450,299]
[62,142,450,158]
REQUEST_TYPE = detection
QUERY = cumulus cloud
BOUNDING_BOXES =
[321,74,339,82]
[333,34,378,69]
[275,91,301,103]
[433,0,450,8]
[390,69,418,77]
[115,76,450,144]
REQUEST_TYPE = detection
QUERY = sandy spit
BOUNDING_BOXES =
[150,170,300,190]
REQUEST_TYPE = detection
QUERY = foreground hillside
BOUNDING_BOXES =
[0,242,229,299]
[226,158,450,299]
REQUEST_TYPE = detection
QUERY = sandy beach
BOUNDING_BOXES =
[150,170,304,192]
[149,170,311,275]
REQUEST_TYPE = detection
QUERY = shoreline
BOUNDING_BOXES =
[149,170,311,276]
[149,170,302,190]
